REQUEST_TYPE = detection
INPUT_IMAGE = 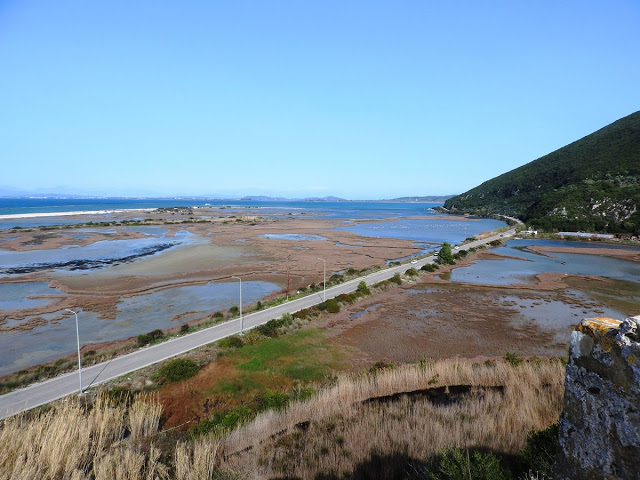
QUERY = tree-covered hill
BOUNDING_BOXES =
[444,111,640,235]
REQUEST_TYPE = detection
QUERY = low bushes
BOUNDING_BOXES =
[189,386,316,438]
[357,280,370,295]
[219,335,245,349]
[254,314,294,338]
[521,423,559,477]
[504,352,524,367]
[336,293,354,304]
[324,299,340,313]
[422,447,508,480]
[152,358,200,384]
[405,268,418,277]
[137,329,165,347]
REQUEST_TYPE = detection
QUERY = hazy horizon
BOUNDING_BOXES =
[0,190,456,201]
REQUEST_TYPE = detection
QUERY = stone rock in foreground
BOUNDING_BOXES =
[556,316,640,480]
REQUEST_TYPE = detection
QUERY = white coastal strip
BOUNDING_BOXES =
[0,209,157,220]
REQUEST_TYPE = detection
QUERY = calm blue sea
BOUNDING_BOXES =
[0,198,442,228]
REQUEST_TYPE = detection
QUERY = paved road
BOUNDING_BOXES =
[0,228,515,420]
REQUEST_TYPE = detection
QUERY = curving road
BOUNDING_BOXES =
[0,228,515,420]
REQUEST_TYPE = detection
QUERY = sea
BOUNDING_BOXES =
[0,197,439,219]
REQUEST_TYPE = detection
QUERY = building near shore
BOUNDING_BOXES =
[557,232,614,239]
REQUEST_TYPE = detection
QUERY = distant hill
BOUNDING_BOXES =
[239,195,347,202]
[387,195,455,203]
[444,111,640,235]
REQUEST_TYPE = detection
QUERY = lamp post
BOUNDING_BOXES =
[65,309,83,395]
[317,258,326,302]
[286,266,290,302]
[231,276,243,334]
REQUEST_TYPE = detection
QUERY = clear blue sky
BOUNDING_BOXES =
[1,1,639,199]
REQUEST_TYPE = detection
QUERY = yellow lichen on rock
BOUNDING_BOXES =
[575,317,621,338]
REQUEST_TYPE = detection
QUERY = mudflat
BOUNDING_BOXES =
[0,212,424,327]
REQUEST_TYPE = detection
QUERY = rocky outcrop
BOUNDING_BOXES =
[556,316,640,480]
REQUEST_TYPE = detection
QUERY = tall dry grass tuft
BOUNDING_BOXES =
[93,445,169,480]
[174,440,221,480]
[128,394,163,442]
[0,393,165,480]
[216,358,565,478]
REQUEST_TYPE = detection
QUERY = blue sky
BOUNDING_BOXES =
[1,1,639,199]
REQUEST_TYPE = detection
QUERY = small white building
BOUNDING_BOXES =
[558,232,614,239]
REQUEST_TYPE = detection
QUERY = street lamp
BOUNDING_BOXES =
[65,309,83,395]
[317,258,326,302]
[231,276,243,334]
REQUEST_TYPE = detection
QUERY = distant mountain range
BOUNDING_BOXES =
[239,195,347,202]
[444,111,640,235]
[386,195,455,203]
[0,192,450,203]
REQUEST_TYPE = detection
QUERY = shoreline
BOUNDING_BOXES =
[0,208,157,220]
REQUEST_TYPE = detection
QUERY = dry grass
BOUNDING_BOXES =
[0,358,564,479]
[174,440,221,480]
[0,395,171,480]
[214,358,565,478]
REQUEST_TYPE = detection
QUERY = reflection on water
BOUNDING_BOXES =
[446,240,640,285]
[260,233,328,241]
[336,218,506,244]
[0,280,280,376]
[405,285,627,346]
[0,230,197,276]
[121,226,170,237]
[0,282,64,311]
[350,303,382,319]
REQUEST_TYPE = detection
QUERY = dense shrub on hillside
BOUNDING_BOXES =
[444,112,640,235]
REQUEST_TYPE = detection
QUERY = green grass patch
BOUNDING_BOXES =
[208,329,341,400]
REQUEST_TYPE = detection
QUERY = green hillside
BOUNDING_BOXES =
[444,111,640,235]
